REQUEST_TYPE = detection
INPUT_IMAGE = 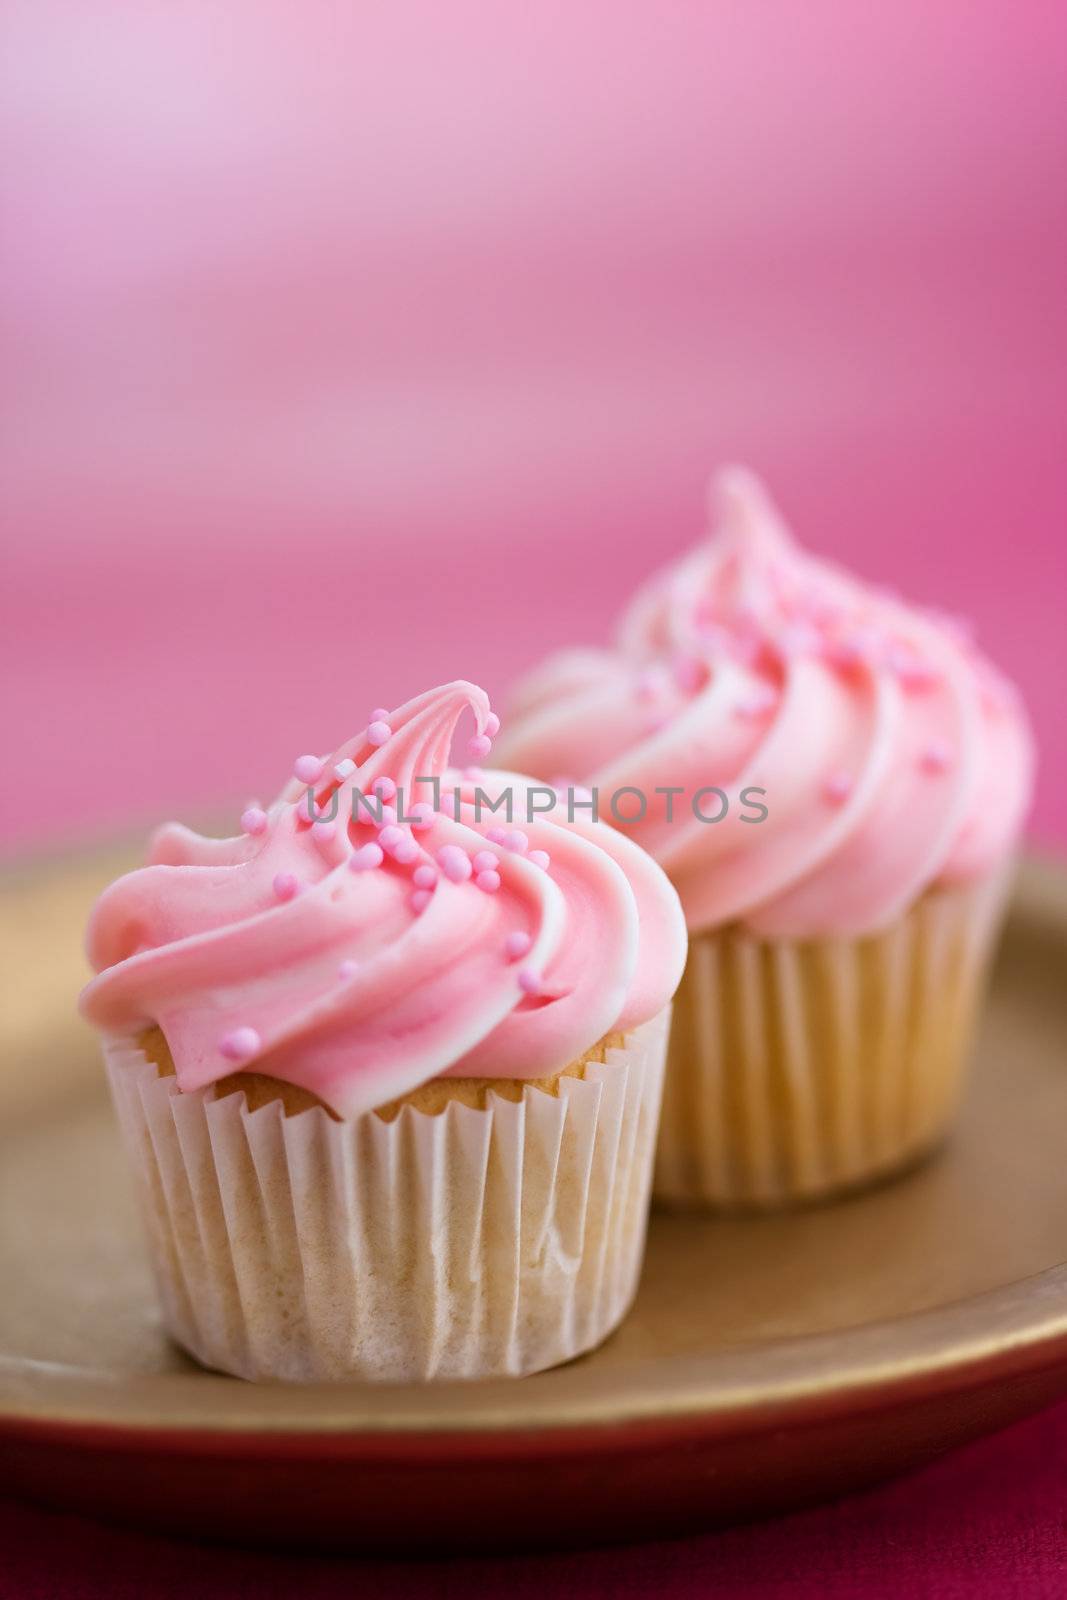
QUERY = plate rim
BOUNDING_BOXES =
[3,1258,1066,1447]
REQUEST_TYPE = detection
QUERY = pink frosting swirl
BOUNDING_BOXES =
[495,470,1034,938]
[80,681,686,1117]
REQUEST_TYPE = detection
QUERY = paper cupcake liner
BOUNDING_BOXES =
[104,1007,669,1382]
[654,868,1012,1209]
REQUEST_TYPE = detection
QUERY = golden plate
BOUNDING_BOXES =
[1,847,1066,1553]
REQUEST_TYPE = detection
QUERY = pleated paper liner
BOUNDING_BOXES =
[104,1007,669,1383]
[655,868,1012,1209]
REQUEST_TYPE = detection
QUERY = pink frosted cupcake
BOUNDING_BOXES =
[496,471,1034,1207]
[80,681,686,1380]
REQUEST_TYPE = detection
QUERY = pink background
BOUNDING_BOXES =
[2,2,1066,1590]
[2,0,1065,859]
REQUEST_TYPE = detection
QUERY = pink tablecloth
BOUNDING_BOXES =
[2,1399,1065,1598]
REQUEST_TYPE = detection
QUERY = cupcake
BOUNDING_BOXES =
[80,680,686,1380]
[495,470,1034,1207]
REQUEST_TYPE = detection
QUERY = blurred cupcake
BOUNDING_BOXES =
[496,471,1034,1207]
[80,681,686,1380]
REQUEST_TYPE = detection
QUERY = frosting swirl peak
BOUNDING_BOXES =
[496,470,1033,938]
[81,681,686,1115]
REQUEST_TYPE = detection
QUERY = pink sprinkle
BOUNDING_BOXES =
[825,630,877,672]
[920,740,952,774]
[822,771,853,805]
[338,958,358,981]
[803,593,845,628]
[372,775,397,801]
[505,931,532,962]
[502,830,529,854]
[219,1026,261,1062]
[367,721,391,747]
[528,849,550,871]
[376,803,398,828]
[297,792,320,822]
[312,820,336,844]
[392,835,418,864]
[413,864,437,889]
[408,801,435,830]
[981,673,1016,716]
[733,688,777,722]
[240,806,268,836]
[294,754,324,784]
[697,622,732,657]
[378,824,405,852]
[473,850,499,873]
[901,663,940,692]
[272,872,300,901]
[485,712,501,738]
[476,870,501,893]
[370,708,391,724]
[410,888,433,915]
[887,648,940,692]
[730,633,764,670]
[517,967,541,995]
[437,845,473,883]
[672,653,705,694]
[349,842,384,872]
[767,561,793,600]
[468,734,493,758]
[486,826,509,846]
